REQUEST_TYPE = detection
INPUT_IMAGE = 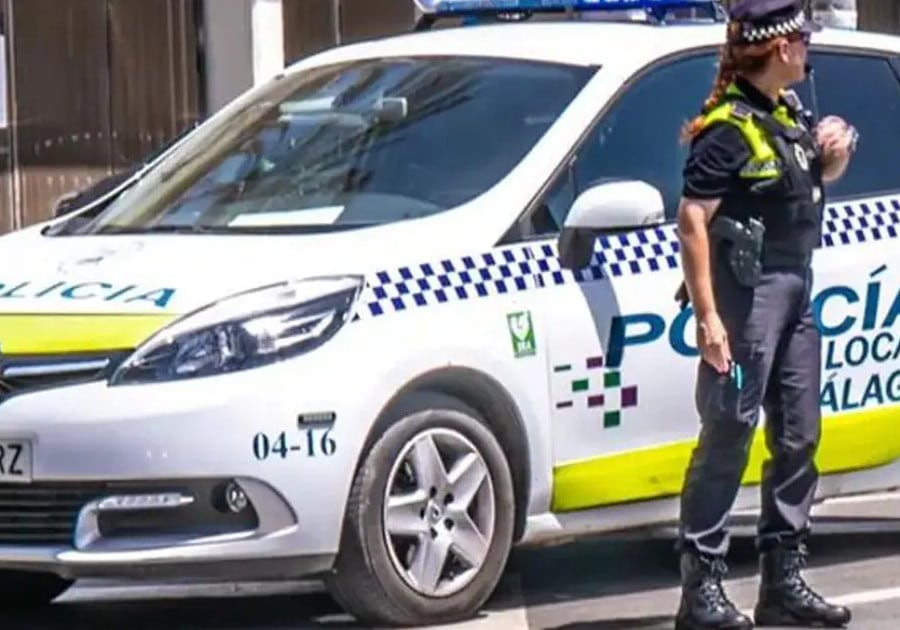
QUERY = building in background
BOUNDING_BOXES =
[812,0,858,28]
[0,0,894,234]
[0,0,417,234]
[205,0,423,111]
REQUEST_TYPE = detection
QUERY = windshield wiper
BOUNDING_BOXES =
[95,224,223,235]
[92,221,379,236]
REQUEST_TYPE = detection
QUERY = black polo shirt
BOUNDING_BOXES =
[681,77,782,200]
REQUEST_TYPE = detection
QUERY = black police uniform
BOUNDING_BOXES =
[674,1,853,629]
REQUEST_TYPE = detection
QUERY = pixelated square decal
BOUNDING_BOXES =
[604,371,620,388]
[552,358,640,429]
[604,411,621,428]
[622,385,638,408]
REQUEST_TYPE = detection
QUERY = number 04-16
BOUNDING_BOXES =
[252,429,336,461]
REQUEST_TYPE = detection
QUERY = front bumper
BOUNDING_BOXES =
[0,551,334,581]
[0,477,336,580]
[0,359,376,580]
[0,542,335,582]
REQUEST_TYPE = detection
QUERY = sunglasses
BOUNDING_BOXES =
[788,31,812,46]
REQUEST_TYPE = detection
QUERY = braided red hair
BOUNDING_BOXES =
[679,23,784,144]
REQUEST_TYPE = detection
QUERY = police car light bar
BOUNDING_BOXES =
[413,0,724,19]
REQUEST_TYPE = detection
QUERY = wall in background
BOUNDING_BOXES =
[1,0,896,234]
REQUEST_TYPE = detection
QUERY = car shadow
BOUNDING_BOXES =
[4,590,357,629]
[485,529,900,618]
[6,530,900,629]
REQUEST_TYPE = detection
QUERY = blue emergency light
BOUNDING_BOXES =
[413,0,726,25]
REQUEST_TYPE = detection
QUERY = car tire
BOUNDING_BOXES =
[0,571,72,608]
[326,392,516,627]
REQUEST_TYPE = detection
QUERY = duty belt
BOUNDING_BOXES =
[760,244,812,269]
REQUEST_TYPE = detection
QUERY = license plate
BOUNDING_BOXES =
[0,440,32,483]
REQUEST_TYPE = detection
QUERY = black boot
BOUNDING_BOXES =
[754,543,851,627]
[676,551,754,630]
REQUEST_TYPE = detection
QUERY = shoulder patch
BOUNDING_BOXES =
[729,101,753,122]
[781,88,803,113]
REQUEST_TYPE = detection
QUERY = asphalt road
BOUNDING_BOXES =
[7,492,900,630]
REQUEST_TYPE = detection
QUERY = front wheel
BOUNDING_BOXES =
[326,396,516,627]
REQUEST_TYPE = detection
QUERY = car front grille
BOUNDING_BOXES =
[0,351,130,401]
[0,480,259,547]
[0,483,98,545]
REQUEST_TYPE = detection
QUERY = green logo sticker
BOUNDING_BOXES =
[507,311,536,358]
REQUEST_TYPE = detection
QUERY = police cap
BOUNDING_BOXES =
[727,0,822,45]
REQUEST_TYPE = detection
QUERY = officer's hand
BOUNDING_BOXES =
[698,312,731,374]
[816,115,853,159]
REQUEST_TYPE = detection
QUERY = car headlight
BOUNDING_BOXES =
[109,275,363,385]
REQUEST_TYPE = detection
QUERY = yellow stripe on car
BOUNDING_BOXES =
[551,404,900,512]
[0,314,177,354]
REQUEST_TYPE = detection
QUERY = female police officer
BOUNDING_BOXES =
[673,0,857,628]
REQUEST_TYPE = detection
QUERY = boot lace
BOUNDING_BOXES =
[698,556,740,614]
[784,543,827,605]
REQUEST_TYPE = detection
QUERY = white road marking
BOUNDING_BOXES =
[821,491,900,506]
[436,573,529,630]
[67,576,533,629]
[832,586,900,606]
[739,586,900,618]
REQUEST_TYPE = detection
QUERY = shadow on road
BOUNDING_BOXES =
[544,618,673,630]
[498,529,900,605]
[6,590,357,629]
[6,530,900,629]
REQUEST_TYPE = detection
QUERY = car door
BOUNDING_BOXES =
[784,48,900,481]
[504,44,900,517]
[502,50,724,514]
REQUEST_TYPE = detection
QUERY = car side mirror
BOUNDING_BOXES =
[373,96,409,123]
[557,179,666,270]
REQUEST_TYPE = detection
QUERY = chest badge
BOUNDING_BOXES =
[793,142,810,171]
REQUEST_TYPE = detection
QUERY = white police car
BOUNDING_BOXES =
[0,0,898,625]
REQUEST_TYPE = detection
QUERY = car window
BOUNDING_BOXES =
[792,51,900,200]
[519,48,900,240]
[75,57,594,235]
[523,52,720,237]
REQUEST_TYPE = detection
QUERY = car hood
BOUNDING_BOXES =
[0,228,450,354]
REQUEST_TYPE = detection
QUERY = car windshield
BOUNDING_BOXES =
[77,56,595,235]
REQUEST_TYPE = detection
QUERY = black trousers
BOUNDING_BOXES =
[678,260,821,556]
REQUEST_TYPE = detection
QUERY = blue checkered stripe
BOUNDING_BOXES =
[354,224,681,319]
[530,224,682,289]
[356,247,544,319]
[821,196,900,248]
[354,193,900,320]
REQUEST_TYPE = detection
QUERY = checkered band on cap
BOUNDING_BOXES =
[742,9,806,42]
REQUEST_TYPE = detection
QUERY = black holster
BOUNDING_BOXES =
[709,215,766,288]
